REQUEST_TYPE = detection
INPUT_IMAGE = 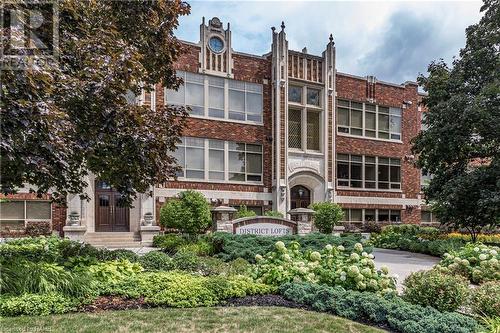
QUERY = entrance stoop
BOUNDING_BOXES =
[83,232,142,248]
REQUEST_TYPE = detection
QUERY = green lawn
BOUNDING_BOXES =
[0,306,386,333]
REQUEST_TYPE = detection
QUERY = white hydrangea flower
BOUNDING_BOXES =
[337,245,345,251]
[325,244,333,251]
[350,253,360,261]
[368,254,374,259]
[283,254,291,261]
[489,258,498,265]
[310,251,322,262]
[275,241,286,251]
[255,254,263,262]
[490,250,498,256]
[362,252,369,257]
[479,254,488,261]
[381,266,389,275]
[354,243,363,252]
[474,247,480,252]
[340,275,347,281]
[348,265,360,277]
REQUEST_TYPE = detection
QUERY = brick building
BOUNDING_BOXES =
[0,17,433,243]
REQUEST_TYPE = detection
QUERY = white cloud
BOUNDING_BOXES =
[176,1,483,83]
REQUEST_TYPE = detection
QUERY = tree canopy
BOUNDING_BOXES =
[413,0,499,240]
[1,0,190,205]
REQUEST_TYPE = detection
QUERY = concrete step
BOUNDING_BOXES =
[91,242,144,249]
[83,232,142,248]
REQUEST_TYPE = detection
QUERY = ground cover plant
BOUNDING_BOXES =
[279,282,480,333]
[207,232,372,263]
[253,241,395,293]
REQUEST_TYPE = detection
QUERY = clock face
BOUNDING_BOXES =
[209,36,224,53]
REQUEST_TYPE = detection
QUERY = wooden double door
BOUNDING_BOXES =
[95,181,130,232]
[290,185,311,209]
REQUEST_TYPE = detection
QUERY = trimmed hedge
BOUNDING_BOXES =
[279,282,479,333]
[0,293,77,316]
[209,232,372,263]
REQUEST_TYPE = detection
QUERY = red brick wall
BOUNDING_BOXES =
[0,193,66,236]
[156,43,273,200]
[335,74,422,223]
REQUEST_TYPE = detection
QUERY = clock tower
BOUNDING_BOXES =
[199,17,233,78]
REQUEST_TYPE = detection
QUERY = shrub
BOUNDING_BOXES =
[370,226,465,257]
[226,258,251,276]
[280,282,479,333]
[102,271,274,307]
[159,190,212,235]
[153,234,186,253]
[0,260,95,298]
[139,251,174,271]
[477,316,500,333]
[103,249,140,262]
[437,243,500,283]
[209,232,371,263]
[363,221,382,233]
[402,269,469,312]
[0,293,76,317]
[177,240,214,256]
[468,281,500,317]
[264,210,284,218]
[311,202,343,233]
[235,205,257,219]
[171,250,227,275]
[253,241,395,293]
[25,221,51,236]
[446,232,500,245]
[88,260,143,284]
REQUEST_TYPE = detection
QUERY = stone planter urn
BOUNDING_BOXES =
[143,212,154,226]
[68,211,80,226]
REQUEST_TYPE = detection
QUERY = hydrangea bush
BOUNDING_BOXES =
[437,243,500,284]
[252,241,396,293]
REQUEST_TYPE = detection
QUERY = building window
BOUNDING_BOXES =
[307,110,320,150]
[166,71,263,123]
[341,208,401,223]
[337,99,402,141]
[337,154,401,190]
[0,200,51,230]
[288,84,322,152]
[421,210,438,223]
[289,85,302,103]
[173,137,263,184]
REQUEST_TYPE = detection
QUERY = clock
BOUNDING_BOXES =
[209,36,224,53]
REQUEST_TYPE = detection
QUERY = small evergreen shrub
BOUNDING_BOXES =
[25,221,51,236]
[177,240,214,256]
[468,281,500,317]
[264,210,284,218]
[152,234,187,253]
[104,249,140,262]
[159,190,212,235]
[139,251,174,271]
[311,202,343,233]
[235,205,257,219]
[280,282,479,333]
[402,269,469,312]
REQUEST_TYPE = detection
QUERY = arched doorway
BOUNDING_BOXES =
[290,185,311,209]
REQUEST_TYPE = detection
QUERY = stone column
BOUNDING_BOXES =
[288,208,315,235]
[140,187,160,246]
[63,194,87,241]
[212,206,237,233]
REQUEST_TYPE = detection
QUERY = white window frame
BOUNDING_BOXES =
[173,137,263,185]
[341,208,402,223]
[336,99,403,142]
[0,200,52,229]
[165,71,263,125]
[336,154,402,191]
[288,83,323,153]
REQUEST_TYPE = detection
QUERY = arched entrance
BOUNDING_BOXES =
[290,185,311,209]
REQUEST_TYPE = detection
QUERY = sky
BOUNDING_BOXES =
[175,0,483,84]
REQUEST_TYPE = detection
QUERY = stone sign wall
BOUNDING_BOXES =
[231,217,297,236]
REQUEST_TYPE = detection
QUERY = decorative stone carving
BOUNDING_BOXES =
[288,159,321,174]
[67,211,80,226]
[143,212,154,226]
[63,225,87,242]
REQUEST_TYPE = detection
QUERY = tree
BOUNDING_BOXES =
[412,0,500,241]
[1,0,190,205]
[159,190,212,235]
[235,205,257,219]
[311,202,344,234]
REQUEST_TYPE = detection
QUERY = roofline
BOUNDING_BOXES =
[337,71,418,89]
[179,39,267,60]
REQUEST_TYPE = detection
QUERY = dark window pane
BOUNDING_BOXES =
[378,164,389,181]
[289,85,302,103]
[365,209,376,222]
[337,162,349,180]
[351,163,362,180]
[307,88,320,106]
[390,166,401,183]
[378,210,389,222]
[365,164,376,181]
[390,211,401,222]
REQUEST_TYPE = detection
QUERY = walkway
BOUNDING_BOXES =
[372,248,440,292]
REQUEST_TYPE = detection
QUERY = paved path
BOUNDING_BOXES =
[372,248,440,292]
